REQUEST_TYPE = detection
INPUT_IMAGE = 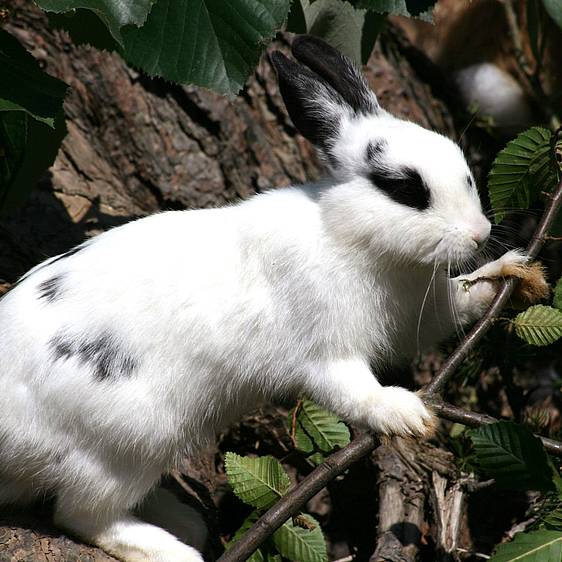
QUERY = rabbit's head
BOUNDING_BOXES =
[271,36,491,267]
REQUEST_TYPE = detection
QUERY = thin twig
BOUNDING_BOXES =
[425,177,562,395]
[218,434,378,562]
[217,179,562,562]
[425,397,562,456]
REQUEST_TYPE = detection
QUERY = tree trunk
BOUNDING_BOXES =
[1,3,466,560]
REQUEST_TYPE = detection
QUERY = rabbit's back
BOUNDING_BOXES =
[0,189,368,488]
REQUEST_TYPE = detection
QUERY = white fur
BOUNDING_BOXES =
[455,62,533,136]
[0,45,524,562]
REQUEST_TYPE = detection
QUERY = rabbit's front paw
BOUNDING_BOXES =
[369,387,436,438]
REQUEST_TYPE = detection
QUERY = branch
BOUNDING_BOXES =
[217,178,562,562]
[219,433,379,562]
[425,397,562,456]
[425,176,562,395]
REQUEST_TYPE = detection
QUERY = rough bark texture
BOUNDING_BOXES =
[1,3,464,560]
[370,441,459,562]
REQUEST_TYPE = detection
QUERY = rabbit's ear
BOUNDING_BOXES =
[291,35,379,117]
[271,51,347,153]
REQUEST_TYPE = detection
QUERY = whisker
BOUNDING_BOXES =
[416,259,438,354]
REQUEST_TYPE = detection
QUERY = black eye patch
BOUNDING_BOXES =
[369,168,430,210]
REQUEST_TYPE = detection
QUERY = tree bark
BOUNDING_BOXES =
[1,3,465,559]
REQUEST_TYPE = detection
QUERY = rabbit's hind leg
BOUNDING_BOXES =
[137,487,208,554]
[54,486,204,562]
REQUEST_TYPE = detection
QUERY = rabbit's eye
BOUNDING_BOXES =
[369,168,430,210]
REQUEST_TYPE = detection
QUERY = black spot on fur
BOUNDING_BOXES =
[49,331,137,381]
[37,275,65,303]
[369,167,430,210]
[51,335,73,361]
[366,140,386,162]
[467,175,475,189]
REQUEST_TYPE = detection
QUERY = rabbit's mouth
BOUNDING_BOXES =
[423,235,485,269]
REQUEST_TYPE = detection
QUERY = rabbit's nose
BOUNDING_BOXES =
[470,221,491,249]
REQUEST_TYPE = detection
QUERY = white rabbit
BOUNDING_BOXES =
[0,35,527,562]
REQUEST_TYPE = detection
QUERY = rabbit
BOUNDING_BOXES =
[0,35,529,562]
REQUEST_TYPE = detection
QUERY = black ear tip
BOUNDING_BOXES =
[291,34,337,60]
[270,51,290,73]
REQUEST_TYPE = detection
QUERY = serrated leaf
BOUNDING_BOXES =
[225,453,291,510]
[554,278,562,311]
[47,9,122,52]
[352,0,409,15]
[543,0,562,32]
[295,399,351,455]
[273,515,327,562]
[0,111,67,215]
[121,0,291,95]
[34,0,155,44]
[352,0,434,18]
[0,29,68,128]
[361,10,386,64]
[488,127,559,224]
[489,529,562,561]
[513,305,562,347]
[469,421,557,492]
[302,0,366,65]
[226,511,267,562]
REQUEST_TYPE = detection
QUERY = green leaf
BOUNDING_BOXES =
[543,0,562,32]
[47,9,122,52]
[0,111,67,215]
[34,0,155,44]
[273,515,327,562]
[226,512,267,562]
[294,399,351,455]
[0,29,68,128]
[489,529,562,561]
[404,0,435,15]
[0,111,26,192]
[513,305,562,347]
[554,278,562,311]
[469,421,557,492]
[286,0,307,33]
[121,0,291,96]
[352,0,434,18]
[225,453,291,510]
[488,127,559,224]
[361,10,385,64]
[353,0,410,15]
[302,0,366,65]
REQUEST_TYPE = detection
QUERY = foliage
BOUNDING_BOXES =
[468,421,562,559]
[225,401,348,560]
[34,0,155,44]
[272,515,327,562]
[224,453,291,510]
[0,28,67,215]
[469,421,558,492]
[489,529,562,562]
[487,127,561,224]
[0,0,441,212]
[288,399,350,465]
[513,305,562,347]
